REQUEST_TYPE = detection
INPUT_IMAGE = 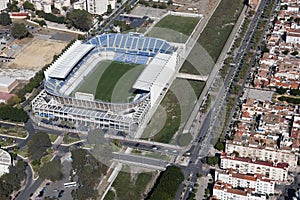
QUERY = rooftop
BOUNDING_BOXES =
[0,77,16,88]
[45,41,95,79]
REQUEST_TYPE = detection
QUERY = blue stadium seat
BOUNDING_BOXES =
[143,38,150,51]
[109,34,116,47]
[100,35,108,46]
[148,38,156,51]
[115,34,122,47]
[160,42,169,53]
[125,54,137,63]
[114,53,126,62]
[132,38,138,49]
[116,48,126,53]
[126,37,133,48]
[136,56,148,65]
[137,38,144,50]
[120,35,127,48]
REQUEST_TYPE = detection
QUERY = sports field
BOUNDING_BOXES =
[74,61,144,103]
[147,15,200,43]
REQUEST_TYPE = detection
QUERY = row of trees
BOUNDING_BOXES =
[36,10,65,24]
[0,12,11,26]
[35,9,93,31]
[0,160,27,200]
[11,23,31,39]
[147,166,184,200]
[0,106,28,122]
[278,96,300,104]
[27,132,51,162]
[71,149,108,200]
[39,159,63,182]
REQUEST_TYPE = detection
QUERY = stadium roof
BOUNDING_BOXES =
[132,53,172,91]
[45,41,94,79]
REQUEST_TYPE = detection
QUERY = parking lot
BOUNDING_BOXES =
[41,155,76,200]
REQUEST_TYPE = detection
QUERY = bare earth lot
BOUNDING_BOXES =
[3,38,67,70]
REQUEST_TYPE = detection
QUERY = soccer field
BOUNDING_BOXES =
[147,15,200,43]
[74,61,144,103]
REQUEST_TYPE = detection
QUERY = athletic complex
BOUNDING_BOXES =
[32,33,181,132]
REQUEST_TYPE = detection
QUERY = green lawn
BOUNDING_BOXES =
[152,91,181,143]
[48,134,58,143]
[0,127,28,138]
[189,80,206,98]
[142,79,203,144]
[148,15,200,43]
[73,61,111,95]
[105,171,154,200]
[180,0,244,74]
[73,61,144,102]
[95,61,144,102]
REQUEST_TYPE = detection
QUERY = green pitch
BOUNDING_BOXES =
[74,61,144,103]
[147,15,199,43]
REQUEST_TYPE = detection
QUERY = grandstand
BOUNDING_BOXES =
[32,33,177,132]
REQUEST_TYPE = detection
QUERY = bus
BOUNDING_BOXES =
[64,182,77,188]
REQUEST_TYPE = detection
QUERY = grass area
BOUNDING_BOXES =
[105,170,154,200]
[142,79,201,144]
[152,91,181,143]
[73,61,144,102]
[180,0,244,74]
[73,61,110,95]
[189,80,206,98]
[95,61,142,102]
[0,127,28,138]
[148,15,199,43]
[17,148,28,158]
[0,138,16,147]
[177,133,193,147]
[48,134,58,143]
[62,135,81,144]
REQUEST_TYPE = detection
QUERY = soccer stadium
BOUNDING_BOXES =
[32,33,179,132]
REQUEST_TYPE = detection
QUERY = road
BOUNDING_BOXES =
[112,152,170,170]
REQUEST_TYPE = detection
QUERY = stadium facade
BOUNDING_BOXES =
[32,33,179,132]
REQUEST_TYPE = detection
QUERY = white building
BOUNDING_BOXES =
[287,4,299,12]
[212,181,266,200]
[286,29,300,44]
[33,0,52,13]
[215,169,275,195]
[0,0,9,11]
[73,0,86,10]
[78,0,116,15]
[220,153,289,182]
[225,141,298,170]
[0,149,11,177]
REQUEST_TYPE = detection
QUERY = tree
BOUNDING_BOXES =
[0,12,11,26]
[214,140,225,151]
[291,51,299,56]
[66,9,93,31]
[147,166,184,200]
[107,4,112,14]
[0,160,26,199]
[204,156,219,166]
[39,159,63,181]
[23,1,35,11]
[0,106,28,122]
[27,132,51,161]
[11,23,30,39]
[6,1,20,12]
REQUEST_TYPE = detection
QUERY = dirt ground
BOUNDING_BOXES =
[3,38,67,70]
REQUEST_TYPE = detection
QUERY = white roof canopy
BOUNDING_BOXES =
[45,41,94,79]
[132,54,172,91]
